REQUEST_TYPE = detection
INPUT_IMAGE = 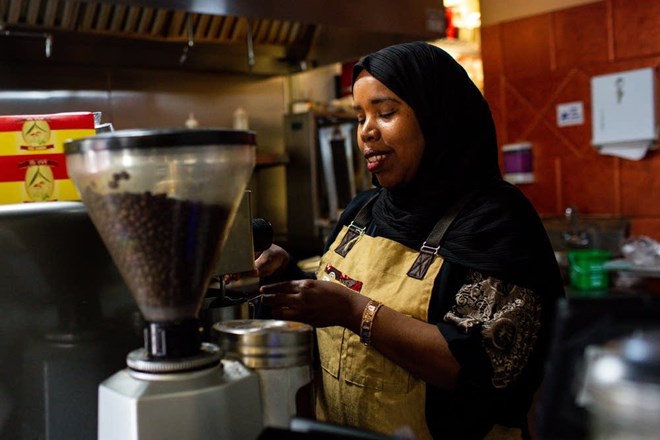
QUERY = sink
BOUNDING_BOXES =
[541,215,631,264]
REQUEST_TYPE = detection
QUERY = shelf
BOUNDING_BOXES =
[256,152,289,169]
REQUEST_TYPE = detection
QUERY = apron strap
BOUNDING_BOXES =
[334,188,475,275]
[334,190,381,257]
[407,192,476,280]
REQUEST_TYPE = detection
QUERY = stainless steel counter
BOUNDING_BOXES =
[0,202,141,440]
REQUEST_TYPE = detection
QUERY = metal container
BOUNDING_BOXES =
[582,330,660,439]
[213,319,314,428]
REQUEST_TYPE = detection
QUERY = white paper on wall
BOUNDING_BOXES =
[591,67,656,160]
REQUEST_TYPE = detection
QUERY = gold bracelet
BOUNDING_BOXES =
[360,299,383,346]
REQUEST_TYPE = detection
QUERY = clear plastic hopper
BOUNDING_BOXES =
[64,129,255,358]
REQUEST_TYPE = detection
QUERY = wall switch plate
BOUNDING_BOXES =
[557,101,584,127]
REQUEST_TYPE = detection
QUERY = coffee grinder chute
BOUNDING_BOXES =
[64,128,263,440]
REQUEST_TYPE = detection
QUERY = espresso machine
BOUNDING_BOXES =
[64,129,264,440]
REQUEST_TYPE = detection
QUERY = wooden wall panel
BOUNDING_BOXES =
[516,127,562,214]
[553,2,610,70]
[612,0,660,59]
[481,26,506,144]
[503,84,539,142]
[481,0,660,239]
[500,15,554,79]
[621,155,660,217]
[631,218,660,237]
[546,69,593,153]
[561,152,618,213]
[507,71,567,113]
[484,77,506,146]
[518,156,560,214]
[481,25,503,78]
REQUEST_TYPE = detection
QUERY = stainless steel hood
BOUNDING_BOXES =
[0,0,446,75]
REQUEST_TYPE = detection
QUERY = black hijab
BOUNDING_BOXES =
[352,42,500,243]
[352,42,562,292]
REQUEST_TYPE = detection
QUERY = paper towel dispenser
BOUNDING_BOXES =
[591,67,657,160]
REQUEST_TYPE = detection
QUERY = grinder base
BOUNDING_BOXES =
[98,357,263,440]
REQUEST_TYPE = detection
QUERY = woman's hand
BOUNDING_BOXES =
[222,244,290,286]
[254,244,291,278]
[260,280,368,329]
[261,279,460,388]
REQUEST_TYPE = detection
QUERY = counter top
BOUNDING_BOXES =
[604,258,660,278]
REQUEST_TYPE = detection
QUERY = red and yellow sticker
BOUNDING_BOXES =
[0,112,95,203]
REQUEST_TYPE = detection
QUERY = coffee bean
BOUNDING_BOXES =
[83,188,230,322]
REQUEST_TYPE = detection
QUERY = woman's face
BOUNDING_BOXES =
[352,70,425,189]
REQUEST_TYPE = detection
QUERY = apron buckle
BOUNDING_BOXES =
[407,242,440,280]
[334,221,367,257]
[420,242,441,255]
[347,221,367,235]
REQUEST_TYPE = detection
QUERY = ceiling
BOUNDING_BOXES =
[0,0,446,75]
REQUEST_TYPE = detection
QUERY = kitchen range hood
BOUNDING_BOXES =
[0,0,446,75]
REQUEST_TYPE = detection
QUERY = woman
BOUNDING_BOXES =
[258,42,564,440]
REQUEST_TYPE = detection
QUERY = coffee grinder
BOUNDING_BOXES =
[64,129,263,440]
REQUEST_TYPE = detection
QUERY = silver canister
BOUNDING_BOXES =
[213,319,314,428]
[581,330,660,440]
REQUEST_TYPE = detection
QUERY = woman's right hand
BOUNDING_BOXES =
[254,244,290,278]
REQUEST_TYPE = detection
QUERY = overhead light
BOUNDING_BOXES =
[45,33,53,58]
[179,15,195,64]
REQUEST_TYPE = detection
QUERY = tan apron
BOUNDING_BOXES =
[315,228,441,440]
[313,192,523,440]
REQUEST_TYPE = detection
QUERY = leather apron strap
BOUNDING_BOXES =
[336,189,475,280]
[334,190,381,257]
[407,191,475,279]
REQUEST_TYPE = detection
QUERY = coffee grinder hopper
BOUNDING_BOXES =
[64,129,256,358]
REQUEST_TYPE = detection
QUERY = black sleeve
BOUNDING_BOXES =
[429,263,495,388]
[426,264,546,436]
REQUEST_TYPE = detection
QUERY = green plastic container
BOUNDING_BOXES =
[568,249,612,291]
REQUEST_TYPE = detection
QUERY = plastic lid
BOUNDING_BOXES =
[501,142,532,152]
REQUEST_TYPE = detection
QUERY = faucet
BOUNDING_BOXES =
[565,206,576,225]
[562,206,590,249]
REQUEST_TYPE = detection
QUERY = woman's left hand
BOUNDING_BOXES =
[260,280,368,329]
